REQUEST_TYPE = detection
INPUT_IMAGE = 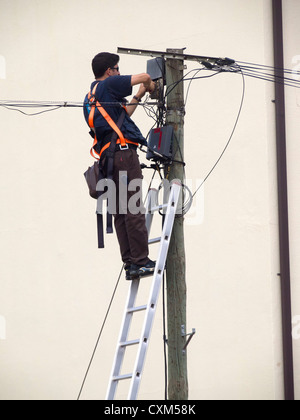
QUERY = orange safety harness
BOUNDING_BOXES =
[87,83,139,160]
[85,82,140,249]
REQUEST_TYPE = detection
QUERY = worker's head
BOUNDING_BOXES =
[92,52,120,79]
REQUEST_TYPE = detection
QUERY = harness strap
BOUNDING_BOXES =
[99,138,138,159]
[97,213,104,249]
[86,82,139,248]
[88,83,129,153]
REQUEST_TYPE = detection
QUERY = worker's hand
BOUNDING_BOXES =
[136,84,147,99]
[145,80,156,94]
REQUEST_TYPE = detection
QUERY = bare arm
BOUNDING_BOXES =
[131,73,154,89]
[127,74,156,117]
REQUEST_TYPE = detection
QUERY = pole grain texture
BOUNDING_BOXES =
[165,48,188,400]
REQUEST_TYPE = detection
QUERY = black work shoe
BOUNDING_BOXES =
[124,263,132,281]
[128,259,156,280]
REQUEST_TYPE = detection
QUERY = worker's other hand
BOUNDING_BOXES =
[136,84,147,99]
[147,80,156,94]
[142,80,156,94]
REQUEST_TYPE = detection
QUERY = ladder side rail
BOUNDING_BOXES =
[127,182,181,399]
[106,279,140,400]
[145,188,158,233]
[106,187,158,400]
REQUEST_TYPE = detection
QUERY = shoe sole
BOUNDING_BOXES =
[127,267,155,281]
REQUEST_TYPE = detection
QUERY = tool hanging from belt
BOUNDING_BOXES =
[85,83,139,248]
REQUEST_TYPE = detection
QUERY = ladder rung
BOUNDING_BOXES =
[106,183,181,400]
[127,305,147,313]
[119,339,140,347]
[113,373,133,382]
[148,237,161,245]
[148,203,168,212]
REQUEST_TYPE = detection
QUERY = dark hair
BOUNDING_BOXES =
[92,52,119,78]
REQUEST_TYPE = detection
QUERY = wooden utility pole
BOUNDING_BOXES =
[117,46,191,400]
[165,48,188,400]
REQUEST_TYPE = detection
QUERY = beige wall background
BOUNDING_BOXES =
[0,0,299,400]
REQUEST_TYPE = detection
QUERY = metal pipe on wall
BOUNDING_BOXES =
[272,0,294,400]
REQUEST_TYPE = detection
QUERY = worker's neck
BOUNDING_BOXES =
[96,75,109,81]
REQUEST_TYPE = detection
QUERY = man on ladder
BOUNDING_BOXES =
[83,52,156,280]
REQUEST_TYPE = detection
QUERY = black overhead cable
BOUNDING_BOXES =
[2,56,296,400]
[233,61,300,89]
[0,61,256,207]
[190,65,246,198]
[0,58,298,116]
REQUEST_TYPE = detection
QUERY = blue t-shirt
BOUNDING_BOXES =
[83,75,145,146]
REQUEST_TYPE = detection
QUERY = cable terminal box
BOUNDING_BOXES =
[146,125,173,162]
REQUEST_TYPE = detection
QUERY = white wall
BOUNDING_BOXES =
[0,0,298,400]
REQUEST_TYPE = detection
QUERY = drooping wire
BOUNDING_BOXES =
[164,67,222,100]
[164,63,245,215]
[184,68,203,106]
[191,65,246,199]
[76,163,161,400]
[0,104,64,116]
[77,265,123,400]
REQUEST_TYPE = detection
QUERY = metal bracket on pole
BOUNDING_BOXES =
[117,47,221,65]
[166,108,186,118]
[181,325,196,354]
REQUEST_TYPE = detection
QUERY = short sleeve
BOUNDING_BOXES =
[106,75,132,99]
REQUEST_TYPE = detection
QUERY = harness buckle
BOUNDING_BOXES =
[119,143,129,151]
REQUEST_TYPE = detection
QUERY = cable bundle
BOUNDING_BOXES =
[0,58,298,210]
[235,60,300,89]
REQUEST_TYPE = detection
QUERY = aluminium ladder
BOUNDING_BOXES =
[106,181,181,400]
